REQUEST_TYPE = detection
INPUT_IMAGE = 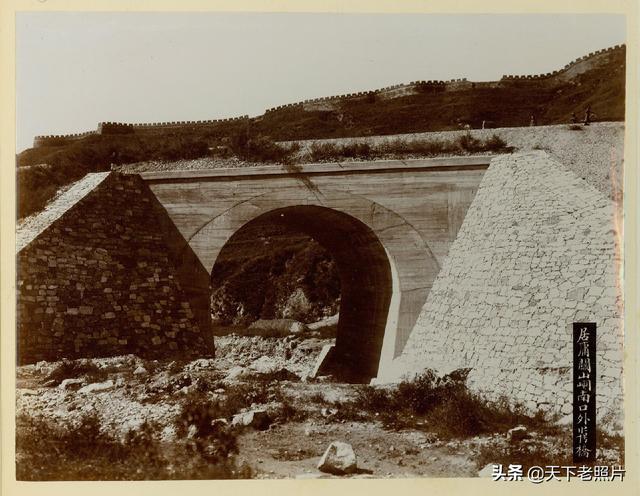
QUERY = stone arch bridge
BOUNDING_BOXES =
[139,158,488,382]
[16,152,623,420]
[16,157,488,383]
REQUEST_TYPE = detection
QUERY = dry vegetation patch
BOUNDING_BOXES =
[16,352,624,479]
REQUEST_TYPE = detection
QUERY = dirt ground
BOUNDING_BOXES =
[15,333,623,480]
[238,420,478,479]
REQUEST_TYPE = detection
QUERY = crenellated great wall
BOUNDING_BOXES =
[32,130,99,148]
[247,44,624,112]
[263,79,468,114]
[500,44,625,81]
[32,44,625,148]
[34,115,250,147]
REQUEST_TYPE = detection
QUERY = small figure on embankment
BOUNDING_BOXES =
[583,105,596,126]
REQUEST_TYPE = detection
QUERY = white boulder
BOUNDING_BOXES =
[58,378,84,391]
[317,441,358,475]
[231,409,271,430]
[78,380,114,394]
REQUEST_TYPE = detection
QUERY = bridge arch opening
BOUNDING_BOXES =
[210,205,397,383]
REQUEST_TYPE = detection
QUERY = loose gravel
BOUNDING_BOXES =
[283,122,624,201]
[117,122,623,202]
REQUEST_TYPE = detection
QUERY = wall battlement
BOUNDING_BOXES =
[33,130,98,147]
[128,115,249,128]
[264,79,470,112]
[264,44,623,111]
[31,44,625,148]
[33,116,250,147]
[500,44,625,81]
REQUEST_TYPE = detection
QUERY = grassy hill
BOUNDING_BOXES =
[252,56,624,140]
[17,134,213,218]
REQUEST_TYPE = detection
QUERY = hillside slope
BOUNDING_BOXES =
[17,46,625,219]
[252,48,624,140]
[210,223,340,326]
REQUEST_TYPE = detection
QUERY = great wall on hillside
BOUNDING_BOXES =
[32,44,625,148]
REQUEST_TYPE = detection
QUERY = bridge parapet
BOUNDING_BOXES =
[138,156,493,183]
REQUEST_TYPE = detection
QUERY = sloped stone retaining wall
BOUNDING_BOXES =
[17,172,213,364]
[386,151,623,425]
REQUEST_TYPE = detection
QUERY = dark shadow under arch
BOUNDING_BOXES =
[211,205,394,382]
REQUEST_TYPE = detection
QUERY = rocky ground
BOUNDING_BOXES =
[16,329,624,480]
[16,332,331,438]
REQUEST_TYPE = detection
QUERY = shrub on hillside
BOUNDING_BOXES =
[174,394,239,462]
[17,134,211,218]
[304,134,512,163]
[483,134,511,152]
[43,359,110,386]
[341,142,372,158]
[457,133,483,152]
[271,394,308,423]
[380,138,453,156]
[177,382,272,427]
[308,142,341,161]
[18,160,97,218]
[230,133,300,163]
[340,369,546,438]
[15,413,245,480]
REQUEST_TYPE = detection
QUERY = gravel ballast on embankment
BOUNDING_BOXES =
[117,122,623,202]
[284,122,624,202]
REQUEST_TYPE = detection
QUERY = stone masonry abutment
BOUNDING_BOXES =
[16,173,213,364]
[386,152,624,426]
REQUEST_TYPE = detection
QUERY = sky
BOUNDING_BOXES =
[16,13,626,152]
